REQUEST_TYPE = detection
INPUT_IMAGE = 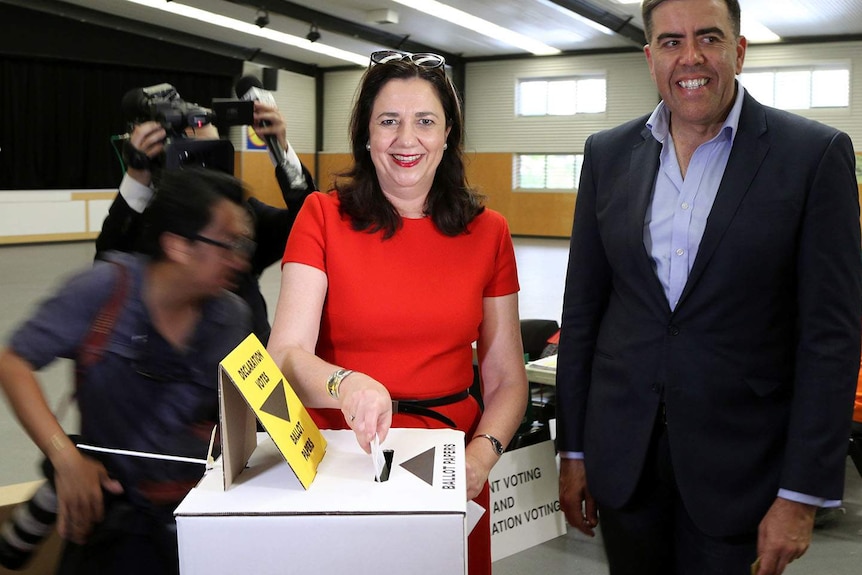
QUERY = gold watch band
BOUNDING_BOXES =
[326,368,354,399]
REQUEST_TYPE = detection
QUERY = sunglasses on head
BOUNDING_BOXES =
[369,50,446,69]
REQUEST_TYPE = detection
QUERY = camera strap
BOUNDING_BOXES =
[75,261,130,391]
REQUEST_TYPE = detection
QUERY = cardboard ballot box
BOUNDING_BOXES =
[175,428,468,575]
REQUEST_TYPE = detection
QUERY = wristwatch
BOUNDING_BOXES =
[326,368,354,399]
[475,433,504,456]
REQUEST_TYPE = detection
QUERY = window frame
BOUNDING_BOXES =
[738,63,851,110]
[513,153,584,193]
[515,75,607,117]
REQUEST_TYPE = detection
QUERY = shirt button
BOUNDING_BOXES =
[681,202,690,210]
[676,248,685,256]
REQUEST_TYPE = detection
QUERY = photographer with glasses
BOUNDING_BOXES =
[0,168,253,574]
[267,50,528,575]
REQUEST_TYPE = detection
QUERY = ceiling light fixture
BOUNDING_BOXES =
[392,0,561,56]
[123,0,368,66]
[614,0,779,43]
[741,19,781,43]
[306,23,321,43]
[554,9,614,37]
[254,8,269,28]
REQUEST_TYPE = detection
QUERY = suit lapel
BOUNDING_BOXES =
[677,94,770,309]
[628,127,669,310]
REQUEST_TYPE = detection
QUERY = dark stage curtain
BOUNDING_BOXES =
[0,3,243,190]
[0,58,236,190]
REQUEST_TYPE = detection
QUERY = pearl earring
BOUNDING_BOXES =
[443,143,448,151]
[365,142,371,152]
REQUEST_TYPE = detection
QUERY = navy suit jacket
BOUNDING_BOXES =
[555,92,862,536]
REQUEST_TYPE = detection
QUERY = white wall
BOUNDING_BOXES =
[4,40,861,242]
[162,39,862,168]
[743,40,862,147]
[0,190,115,244]
[227,62,318,155]
[464,52,656,154]
[322,69,364,153]
[461,40,862,155]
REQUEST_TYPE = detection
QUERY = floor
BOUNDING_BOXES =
[1,238,860,573]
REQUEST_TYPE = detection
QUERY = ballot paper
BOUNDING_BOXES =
[372,434,386,481]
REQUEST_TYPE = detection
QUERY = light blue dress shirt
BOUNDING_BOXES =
[643,89,741,311]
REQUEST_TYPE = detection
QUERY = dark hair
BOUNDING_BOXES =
[336,60,484,239]
[642,0,741,41]
[137,167,246,259]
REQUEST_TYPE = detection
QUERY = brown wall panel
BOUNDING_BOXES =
[235,151,318,207]
[317,154,354,192]
[467,153,575,238]
[236,152,862,238]
[256,151,578,237]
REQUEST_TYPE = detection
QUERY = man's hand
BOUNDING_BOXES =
[125,121,166,186]
[559,457,598,537]
[53,449,123,544]
[754,497,816,575]
[252,101,287,152]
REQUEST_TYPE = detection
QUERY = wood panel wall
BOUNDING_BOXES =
[467,153,575,238]
[237,151,862,240]
[235,151,318,208]
[310,152,578,237]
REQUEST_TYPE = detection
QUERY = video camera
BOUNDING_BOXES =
[119,84,254,175]
[121,83,215,137]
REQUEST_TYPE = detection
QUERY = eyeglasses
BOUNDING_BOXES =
[369,50,446,70]
[192,234,256,258]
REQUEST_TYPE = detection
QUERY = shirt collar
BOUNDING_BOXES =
[646,81,746,145]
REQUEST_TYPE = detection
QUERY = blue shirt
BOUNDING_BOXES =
[10,252,252,509]
[644,87,743,310]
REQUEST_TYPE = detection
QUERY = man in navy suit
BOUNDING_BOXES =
[555,1,861,574]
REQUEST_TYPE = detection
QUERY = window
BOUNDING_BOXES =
[517,77,606,116]
[739,65,850,109]
[515,154,584,192]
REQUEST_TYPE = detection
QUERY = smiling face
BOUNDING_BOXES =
[368,77,451,205]
[644,0,746,137]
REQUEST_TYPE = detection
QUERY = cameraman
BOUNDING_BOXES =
[96,100,315,344]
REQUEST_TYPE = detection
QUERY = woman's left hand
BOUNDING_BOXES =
[465,438,499,500]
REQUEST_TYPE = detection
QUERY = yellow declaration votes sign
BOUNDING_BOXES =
[220,334,326,489]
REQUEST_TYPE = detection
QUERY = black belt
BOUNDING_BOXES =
[392,389,470,428]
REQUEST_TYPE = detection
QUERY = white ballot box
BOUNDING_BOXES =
[175,428,468,575]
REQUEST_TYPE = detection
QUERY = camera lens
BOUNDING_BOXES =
[0,482,58,569]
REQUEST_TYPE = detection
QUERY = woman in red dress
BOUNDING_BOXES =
[267,51,528,574]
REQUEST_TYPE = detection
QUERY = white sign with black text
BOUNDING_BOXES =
[489,440,566,561]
